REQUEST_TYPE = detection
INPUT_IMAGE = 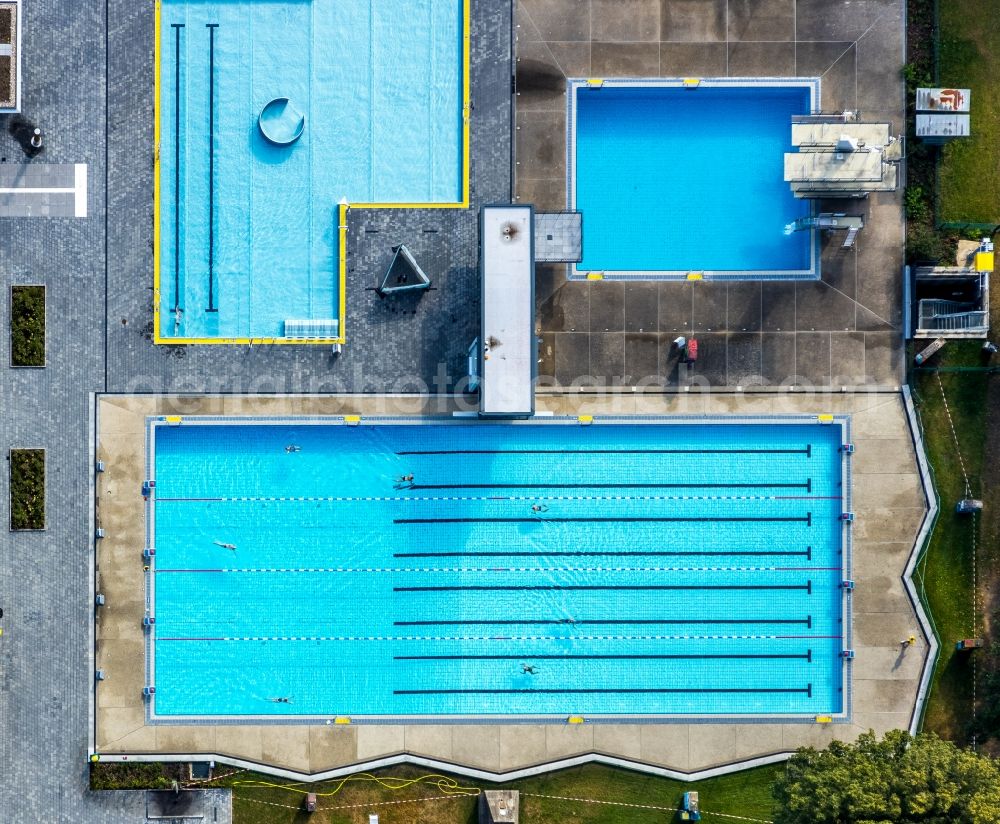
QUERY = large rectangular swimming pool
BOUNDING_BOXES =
[147,416,850,720]
[156,0,465,342]
[570,79,817,279]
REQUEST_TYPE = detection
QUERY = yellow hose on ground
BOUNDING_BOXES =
[231,772,481,799]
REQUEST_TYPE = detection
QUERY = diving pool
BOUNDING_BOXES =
[146,416,851,721]
[156,0,466,342]
[570,79,818,279]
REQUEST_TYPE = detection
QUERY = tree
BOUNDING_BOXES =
[971,630,1000,745]
[772,730,1000,824]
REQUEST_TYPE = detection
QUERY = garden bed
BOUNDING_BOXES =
[10,284,45,367]
[9,448,45,530]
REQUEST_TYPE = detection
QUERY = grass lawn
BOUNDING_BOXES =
[9,448,45,530]
[937,0,1000,225]
[910,341,989,742]
[10,284,45,367]
[94,762,781,824]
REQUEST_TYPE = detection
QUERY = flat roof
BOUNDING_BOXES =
[480,206,534,416]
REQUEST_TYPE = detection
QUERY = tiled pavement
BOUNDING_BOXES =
[515,0,907,388]
[0,0,512,819]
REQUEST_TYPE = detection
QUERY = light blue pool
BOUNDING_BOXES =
[157,0,464,341]
[148,417,850,720]
[571,80,817,279]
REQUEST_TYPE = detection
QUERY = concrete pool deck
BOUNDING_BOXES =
[516,0,906,389]
[94,391,931,779]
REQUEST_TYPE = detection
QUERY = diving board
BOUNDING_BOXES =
[479,206,535,418]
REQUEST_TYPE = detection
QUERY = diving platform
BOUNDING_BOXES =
[479,206,536,418]
[784,150,885,183]
[791,122,892,150]
[784,117,898,199]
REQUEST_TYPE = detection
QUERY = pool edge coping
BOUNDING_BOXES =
[565,76,822,282]
[141,411,851,724]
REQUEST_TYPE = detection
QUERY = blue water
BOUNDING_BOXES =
[151,420,846,718]
[158,0,463,340]
[574,85,813,275]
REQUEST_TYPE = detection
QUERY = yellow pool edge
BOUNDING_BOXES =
[152,0,470,346]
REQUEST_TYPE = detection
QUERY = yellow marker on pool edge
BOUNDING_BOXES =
[815,716,833,724]
[334,716,351,725]
[818,414,834,424]
[568,715,585,724]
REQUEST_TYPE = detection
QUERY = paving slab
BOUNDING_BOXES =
[639,724,691,769]
[728,0,795,42]
[353,726,402,762]
[592,42,660,76]
[661,0,726,42]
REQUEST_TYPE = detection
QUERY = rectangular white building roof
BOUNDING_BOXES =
[480,206,535,417]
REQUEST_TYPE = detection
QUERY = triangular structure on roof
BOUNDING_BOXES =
[377,244,431,295]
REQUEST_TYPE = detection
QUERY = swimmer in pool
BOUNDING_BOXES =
[213,541,237,551]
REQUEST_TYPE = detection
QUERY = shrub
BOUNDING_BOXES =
[9,449,45,530]
[907,223,956,264]
[90,762,178,790]
[10,285,45,366]
[905,186,930,222]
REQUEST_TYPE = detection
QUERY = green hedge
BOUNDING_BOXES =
[10,285,45,366]
[90,762,179,790]
[10,449,45,530]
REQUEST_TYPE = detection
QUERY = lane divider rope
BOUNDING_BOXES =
[157,493,839,503]
[157,633,840,642]
[156,565,837,574]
